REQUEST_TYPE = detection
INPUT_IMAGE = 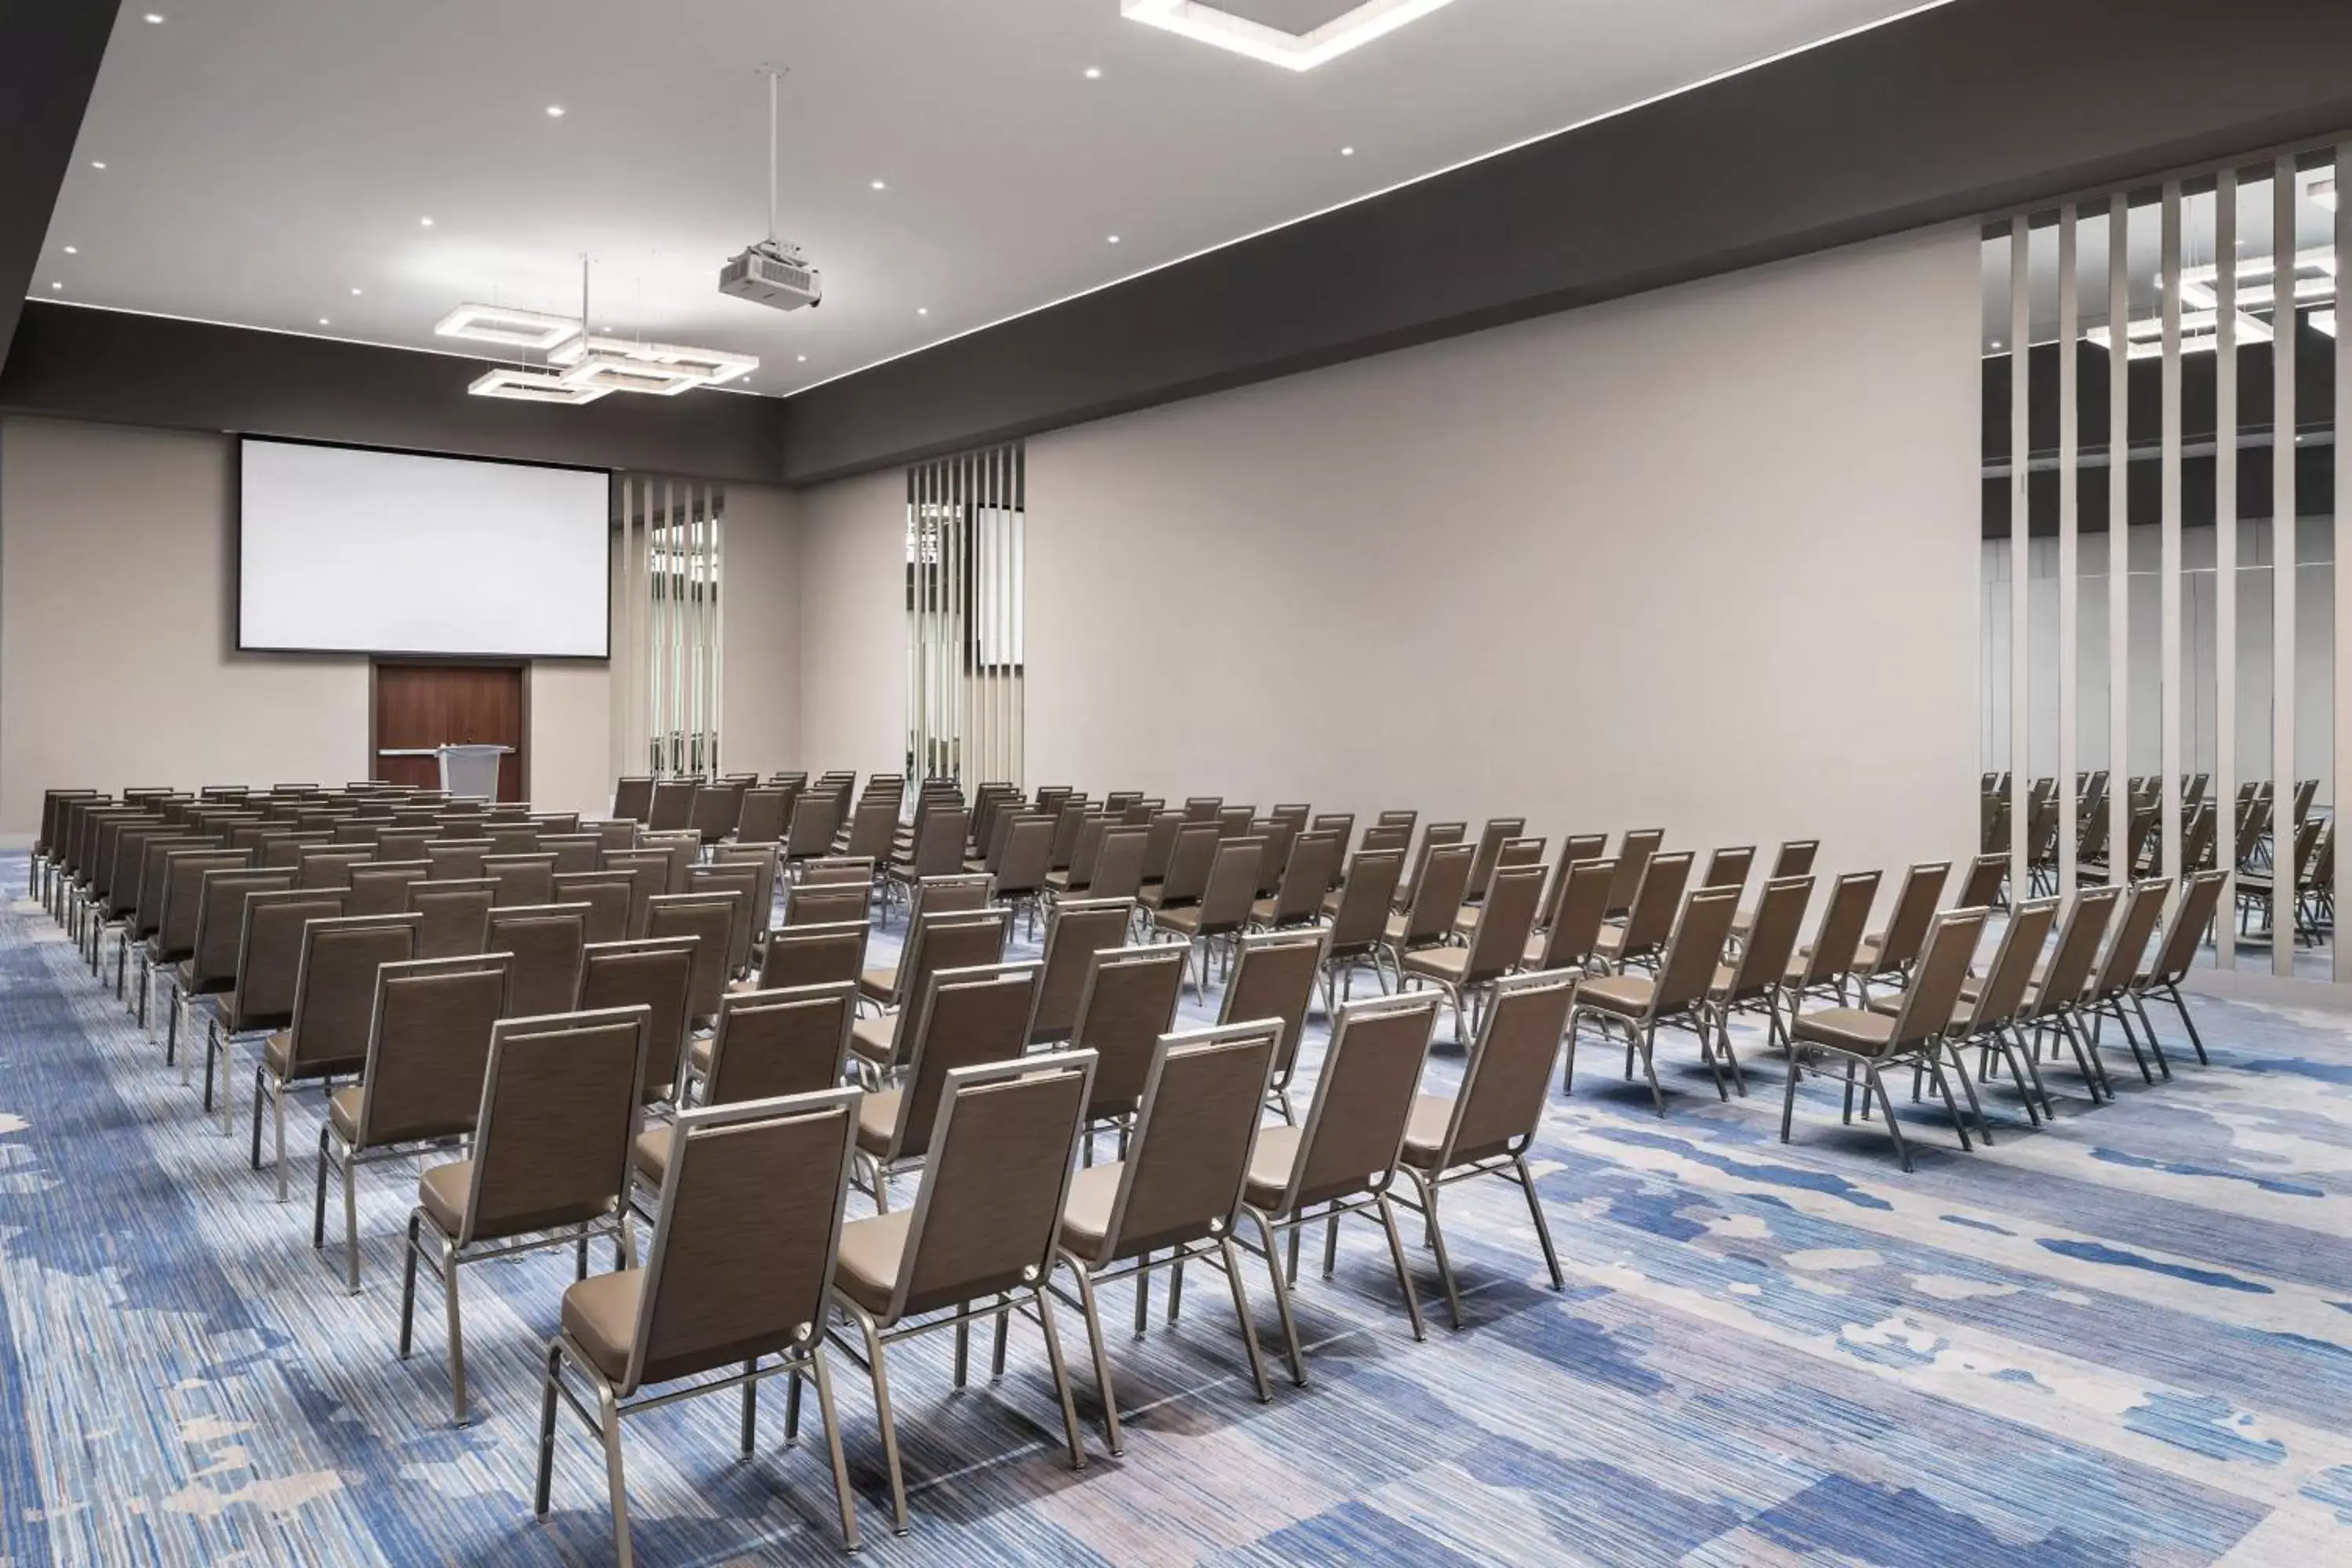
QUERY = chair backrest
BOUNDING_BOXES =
[1769,839,1821,879]
[756,918,868,990]
[622,1086,861,1392]
[1534,834,1609,929]
[612,776,656,822]
[907,873,992,927]
[883,963,1044,1163]
[158,850,256,960]
[125,835,211,938]
[550,872,635,942]
[731,787,789,845]
[786,880,869,927]
[1646,886,1744,1015]
[686,863,762,976]
[2146,869,2229,986]
[647,779,699,833]
[604,847,675,913]
[1790,870,1881,990]
[704,982,858,1105]
[688,777,748,843]
[1083,1022,1280,1267]
[1149,822,1219,906]
[1277,992,1439,1213]
[1183,796,1224,823]
[484,902,591,1018]
[229,888,351,1031]
[458,1006,648,1247]
[1434,970,1579,1166]
[2024,885,2121,1018]
[1463,817,1527,902]
[839,797,898,861]
[575,938,698,1102]
[352,954,514,1147]
[1613,850,1695,966]
[283,913,419,1075]
[909,807,971,877]
[1965,896,2056,1034]
[1029,898,1138,1044]
[993,815,1055,896]
[425,839,495,880]
[1605,829,1664,917]
[1250,818,1299,898]
[375,827,436,864]
[260,831,332,870]
[1462,862,1548,982]
[888,1053,1094,1320]
[1047,800,1092,872]
[405,878,498,959]
[1724,876,1814,999]
[1263,830,1341,925]
[1069,944,1190,1120]
[484,852,557,908]
[1699,844,1755,891]
[1532,857,1617,971]
[800,855,873,887]
[1088,827,1150,901]
[538,833,604,875]
[1398,821,1468,909]
[1887,909,1989,1050]
[1215,929,1323,1087]
[1062,815,1110,884]
[782,791,844,859]
[1137,811,1184,881]
[485,826,545,857]
[640,832,702,895]
[1396,843,1476,946]
[891,906,1011,1016]
[643,892,739,1027]
[1954,852,2007,912]
[1190,837,1265,935]
[343,860,430,918]
[710,840,783,940]
[2092,879,2172,1000]
[1869,861,1952,975]
[1327,849,1406,951]
[1359,822,1410,855]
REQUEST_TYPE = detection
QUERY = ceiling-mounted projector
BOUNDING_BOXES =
[720,239,822,310]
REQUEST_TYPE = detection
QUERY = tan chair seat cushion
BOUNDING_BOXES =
[1319,891,1344,919]
[263,1029,292,1073]
[1243,1124,1303,1211]
[633,1125,674,1186]
[858,964,898,1005]
[1576,974,1653,1018]
[1250,896,1279,924]
[328,1086,363,1142]
[1155,905,1207,937]
[688,1036,714,1076]
[1137,886,1181,913]
[1399,946,1468,983]
[1398,1092,1456,1171]
[835,1210,912,1315]
[855,1088,900,1156]
[1045,870,1077,893]
[1791,1007,1897,1055]
[850,1012,896,1065]
[561,1269,639,1381]
[1058,1163,1122,1258]
[418,1159,472,1236]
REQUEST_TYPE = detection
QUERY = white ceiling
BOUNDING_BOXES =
[41,0,1945,399]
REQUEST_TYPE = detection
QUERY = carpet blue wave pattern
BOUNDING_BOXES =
[2,853,2350,1565]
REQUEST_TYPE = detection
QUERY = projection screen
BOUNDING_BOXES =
[238,438,610,656]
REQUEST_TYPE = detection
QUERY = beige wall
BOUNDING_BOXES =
[793,227,1983,880]
[0,416,612,836]
[719,483,802,777]
[794,467,905,778]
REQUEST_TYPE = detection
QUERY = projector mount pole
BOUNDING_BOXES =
[760,64,787,246]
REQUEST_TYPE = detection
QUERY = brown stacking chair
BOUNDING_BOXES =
[1051,1022,1283,1454]
[1392,821,1468,913]
[712,841,783,940]
[576,938,699,1105]
[405,878,497,960]
[687,777,747,845]
[401,1006,651,1424]
[537,1087,866,1563]
[1602,829,1664,920]
[1917,895,2059,1128]
[1138,822,1220,918]
[1237,990,1441,1376]
[1028,898,1141,1046]
[1059,945,1189,1157]
[747,919,869,994]
[259,829,332,872]
[1853,861,1951,996]
[1952,851,2008,913]
[1523,857,1615,973]
[643,892,739,1031]
[426,840,495,880]
[686,862,763,978]
[1786,869,1882,1012]
[1216,929,1323,1121]
[856,906,1011,1025]
[315,954,513,1290]
[1592,851,1694,973]
[1784,909,1987,1171]
[204,885,347,1128]
[168,862,281,1070]
[2005,885,2122,1104]
[612,776,656,823]
[731,786,791,848]
[1566,885,1743,1114]
[829,1052,1094,1536]
[1250,829,1341,932]
[604,844,675,907]
[118,831,211,1013]
[552,872,636,943]
[484,902,592,1019]
[537,834,604,876]
[1042,811,1109,899]
[142,846,248,1035]
[1152,836,1264,995]
[376,827,437,865]
[853,963,1042,1207]
[1379,842,1475,981]
[898,873,993,936]
[1523,833,1608,938]
[1320,848,1406,1004]
[1706,874,1814,1062]
[1402,862,1545,1044]
[990,814,1057,936]
[2132,869,2229,1066]
[800,855,874,888]
[787,880,869,928]
[1084,826,1149,903]
[646,780,698,833]
[637,831,703,898]
[485,826,546,857]
[1459,817,1528,907]
[2076,878,2176,1087]
[346,860,432,918]
[1392,969,1578,1327]
[1183,796,1224,823]
[1699,844,1755,891]
[671,981,858,1133]
[252,912,420,1200]
[484,852,558,909]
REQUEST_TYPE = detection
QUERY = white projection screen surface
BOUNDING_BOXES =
[238,439,609,656]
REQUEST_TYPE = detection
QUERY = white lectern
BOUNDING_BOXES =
[379,743,513,800]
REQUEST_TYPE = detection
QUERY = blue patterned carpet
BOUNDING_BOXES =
[3,854,2350,1566]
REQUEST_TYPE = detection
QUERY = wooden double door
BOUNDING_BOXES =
[372,662,527,801]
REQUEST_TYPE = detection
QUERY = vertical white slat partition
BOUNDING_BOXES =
[2109,194,2132,879]
[2273,156,2299,977]
[2058,206,2081,897]
[2161,184,2185,883]
[612,475,724,779]
[906,444,1026,795]
[2338,142,2352,982]
[2216,169,2238,969]
[2009,217,2031,897]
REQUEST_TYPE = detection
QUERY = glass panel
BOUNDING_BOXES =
[2234,165,2278,965]
[2077,205,2114,891]
[2183,181,2223,960]
[2125,190,2166,880]
[2293,154,2335,976]
[2026,215,2061,891]
[1982,225,2014,853]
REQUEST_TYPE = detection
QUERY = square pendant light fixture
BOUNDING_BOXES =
[439,303,758,405]
[434,303,582,351]
[467,366,612,404]
[1121,0,1459,71]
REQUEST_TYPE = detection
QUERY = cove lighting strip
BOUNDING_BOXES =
[1121,0,1459,72]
